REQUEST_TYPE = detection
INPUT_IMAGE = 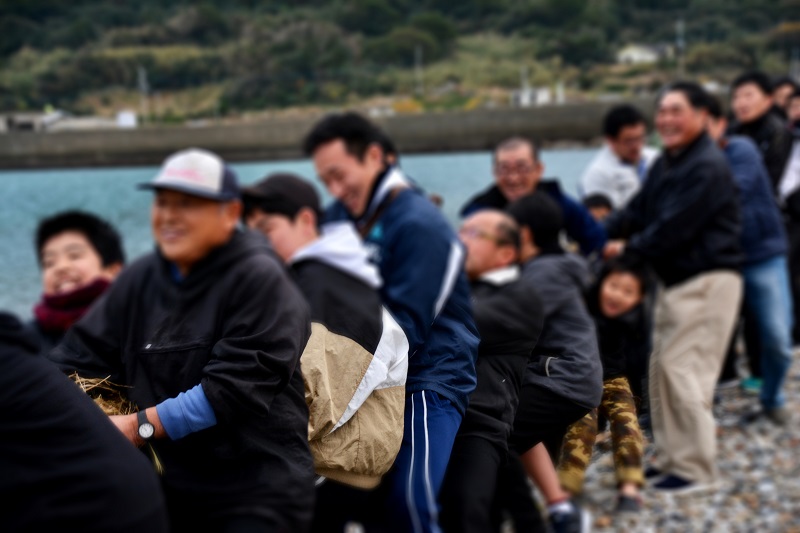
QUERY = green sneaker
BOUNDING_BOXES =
[740,376,762,394]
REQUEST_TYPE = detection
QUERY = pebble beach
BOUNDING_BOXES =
[582,351,800,533]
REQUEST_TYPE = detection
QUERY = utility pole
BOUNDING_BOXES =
[676,18,686,79]
[414,45,424,97]
[137,65,150,124]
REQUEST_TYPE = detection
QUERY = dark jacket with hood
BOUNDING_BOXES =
[585,275,650,383]
[456,265,544,452]
[605,133,743,287]
[289,222,408,489]
[48,230,315,528]
[460,180,607,257]
[729,109,793,193]
[521,252,603,410]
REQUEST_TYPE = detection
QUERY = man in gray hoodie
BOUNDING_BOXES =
[493,191,602,533]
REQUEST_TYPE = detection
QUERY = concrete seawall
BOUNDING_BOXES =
[0,99,655,169]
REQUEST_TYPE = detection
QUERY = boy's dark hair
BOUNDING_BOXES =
[36,211,125,268]
[303,112,390,161]
[582,193,613,211]
[731,71,773,95]
[506,192,563,254]
[792,87,800,100]
[601,256,653,296]
[241,173,322,224]
[660,81,712,110]
[603,104,646,138]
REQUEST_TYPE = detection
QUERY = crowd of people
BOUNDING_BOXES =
[2,71,799,533]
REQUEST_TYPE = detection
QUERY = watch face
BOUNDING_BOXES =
[138,422,155,440]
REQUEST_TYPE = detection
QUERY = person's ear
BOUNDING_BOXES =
[365,142,384,167]
[520,226,534,247]
[497,244,516,266]
[101,262,123,281]
[224,200,243,229]
[297,207,318,232]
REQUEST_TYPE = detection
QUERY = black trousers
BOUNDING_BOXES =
[492,384,592,532]
[163,484,304,533]
[440,436,505,533]
[311,479,379,533]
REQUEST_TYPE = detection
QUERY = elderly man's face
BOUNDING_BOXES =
[459,211,516,280]
[494,144,543,203]
[656,91,707,152]
[151,189,240,275]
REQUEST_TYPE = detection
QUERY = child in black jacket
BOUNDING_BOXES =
[557,258,652,514]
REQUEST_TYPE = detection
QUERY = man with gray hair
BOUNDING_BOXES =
[461,136,607,257]
[605,82,743,493]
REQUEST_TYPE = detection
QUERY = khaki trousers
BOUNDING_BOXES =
[650,270,742,483]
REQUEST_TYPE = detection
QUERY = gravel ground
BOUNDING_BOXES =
[581,350,800,533]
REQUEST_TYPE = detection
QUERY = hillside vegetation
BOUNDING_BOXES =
[0,0,796,120]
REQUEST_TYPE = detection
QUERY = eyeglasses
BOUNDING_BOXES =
[494,162,537,177]
[616,134,646,147]
[458,226,508,245]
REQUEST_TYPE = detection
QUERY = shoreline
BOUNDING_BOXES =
[0,100,652,170]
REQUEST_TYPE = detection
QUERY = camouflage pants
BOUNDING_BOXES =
[557,376,644,495]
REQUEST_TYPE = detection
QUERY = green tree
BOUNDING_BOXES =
[364,26,440,66]
[335,0,400,36]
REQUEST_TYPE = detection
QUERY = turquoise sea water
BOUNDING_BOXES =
[0,148,596,319]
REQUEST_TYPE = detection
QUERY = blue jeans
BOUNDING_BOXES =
[383,390,462,533]
[743,255,794,409]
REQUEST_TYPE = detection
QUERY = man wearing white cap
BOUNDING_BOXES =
[49,148,315,532]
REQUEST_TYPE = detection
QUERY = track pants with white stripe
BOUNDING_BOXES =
[383,390,462,533]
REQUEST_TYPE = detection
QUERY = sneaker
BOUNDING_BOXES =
[742,406,791,426]
[614,494,642,514]
[548,502,591,533]
[651,474,718,494]
[767,406,791,425]
[716,377,739,390]
[740,376,762,394]
[644,466,663,479]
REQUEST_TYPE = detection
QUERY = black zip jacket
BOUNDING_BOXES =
[48,230,315,527]
[585,288,649,382]
[729,109,793,193]
[605,133,743,287]
[456,267,544,451]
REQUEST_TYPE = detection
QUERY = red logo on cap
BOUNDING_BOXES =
[164,168,207,183]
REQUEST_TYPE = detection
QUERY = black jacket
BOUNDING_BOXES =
[460,180,607,257]
[585,287,649,383]
[49,230,315,527]
[456,267,544,451]
[605,133,743,287]
[729,109,793,193]
[1,312,168,533]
